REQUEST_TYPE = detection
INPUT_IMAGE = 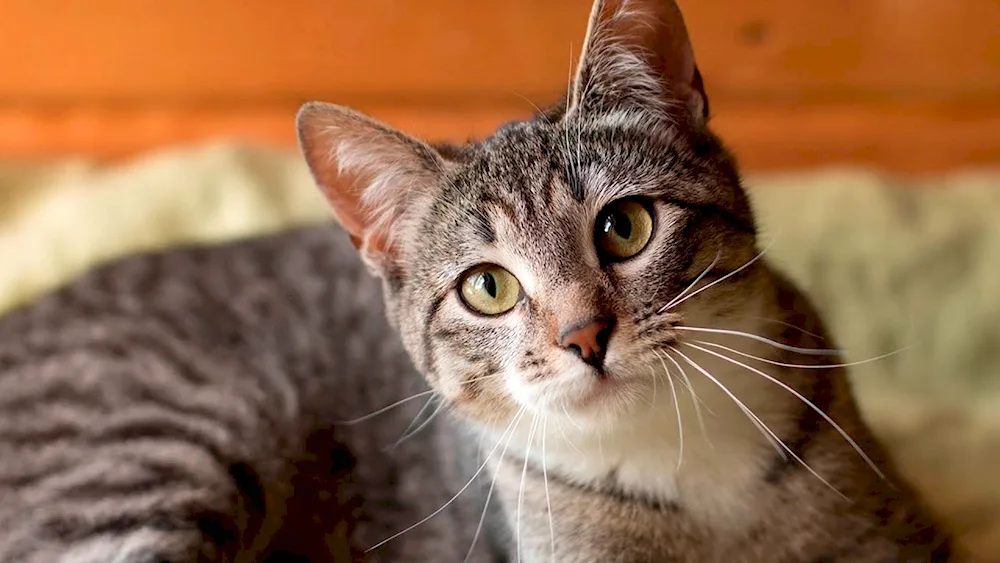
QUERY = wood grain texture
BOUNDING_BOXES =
[5,100,996,173]
[0,0,998,171]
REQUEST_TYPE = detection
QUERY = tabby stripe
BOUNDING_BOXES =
[469,207,496,244]
[1,389,113,416]
[2,349,201,412]
[0,463,73,489]
[39,475,254,549]
[420,293,448,381]
[0,423,82,446]
[0,376,248,449]
[43,509,199,543]
[481,193,521,229]
[542,164,560,208]
[0,323,213,389]
[666,154,754,233]
[0,438,221,491]
[54,460,205,502]
[90,418,232,463]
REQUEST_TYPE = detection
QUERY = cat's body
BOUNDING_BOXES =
[0,0,956,561]
[0,225,503,562]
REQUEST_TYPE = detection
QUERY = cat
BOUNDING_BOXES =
[293,0,955,561]
[0,0,955,562]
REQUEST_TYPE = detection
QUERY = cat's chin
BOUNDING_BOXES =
[514,363,649,426]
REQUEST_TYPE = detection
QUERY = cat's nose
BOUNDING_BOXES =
[558,316,615,369]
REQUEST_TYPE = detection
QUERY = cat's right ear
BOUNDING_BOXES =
[296,102,445,275]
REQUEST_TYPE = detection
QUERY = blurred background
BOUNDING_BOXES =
[1,0,998,169]
[0,0,998,560]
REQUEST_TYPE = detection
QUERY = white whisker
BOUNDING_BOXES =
[733,316,828,341]
[393,394,435,440]
[512,91,546,120]
[650,361,658,405]
[659,235,777,313]
[668,346,783,458]
[542,416,556,563]
[560,402,583,431]
[661,249,720,312]
[476,412,501,461]
[659,349,713,446]
[673,326,843,356]
[575,120,584,189]
[555,404,584,456]
[683,342,885,480]
[367,408,526,552]
[388,397,448,451]
[670,346,848,499]
[337,389,437,425]
[517,415,540,563]
[653,350,684,471]
[463,410,523,563]
[694,340,905,370]
[563,42,578,185]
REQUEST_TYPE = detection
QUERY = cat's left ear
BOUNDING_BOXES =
[296,102,445,276]
[567,0,708,125]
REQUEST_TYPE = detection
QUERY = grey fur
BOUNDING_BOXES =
[0,227,501,562]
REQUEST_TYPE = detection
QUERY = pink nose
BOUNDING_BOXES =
[558,316,614,368]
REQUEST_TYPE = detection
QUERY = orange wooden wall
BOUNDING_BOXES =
[1,0,998,172]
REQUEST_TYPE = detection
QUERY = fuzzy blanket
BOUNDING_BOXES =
[1,144,998,560]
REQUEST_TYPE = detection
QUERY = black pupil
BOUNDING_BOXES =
[480,272,498,299]
[605,209,632,240]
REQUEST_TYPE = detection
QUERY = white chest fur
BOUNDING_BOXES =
[483,337,796,530]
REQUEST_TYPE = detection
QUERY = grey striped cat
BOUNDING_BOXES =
[0,0,955,561]
[0,225,505,562]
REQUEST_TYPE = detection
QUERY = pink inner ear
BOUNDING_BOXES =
[310,165,394,255]
[297,103,376,243]
[311,163,370,241]
[297,101,445,266]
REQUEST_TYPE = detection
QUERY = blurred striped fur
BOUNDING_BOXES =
[0,227,502,562]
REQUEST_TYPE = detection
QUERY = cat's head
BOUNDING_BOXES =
[298,0,760,429]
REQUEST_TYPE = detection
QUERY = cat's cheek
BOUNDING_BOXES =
[449,392,521,425]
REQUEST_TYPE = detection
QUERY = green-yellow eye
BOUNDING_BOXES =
[595,198,654,261]
[459,264,521,315]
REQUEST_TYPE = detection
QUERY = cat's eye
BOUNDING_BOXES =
[459,264,522,316]
[595,198,654,261]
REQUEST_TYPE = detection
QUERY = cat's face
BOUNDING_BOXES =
[390,116,756,427]
[298,0,757,429]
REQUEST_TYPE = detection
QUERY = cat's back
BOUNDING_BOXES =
[0,225,495,562]
[0,222,396,397]
[0,222,378,351]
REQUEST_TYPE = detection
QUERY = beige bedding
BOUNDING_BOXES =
[1,143,998,559]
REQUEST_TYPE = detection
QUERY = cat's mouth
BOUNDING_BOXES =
[533,360,648,416]
[577,372,631,403]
